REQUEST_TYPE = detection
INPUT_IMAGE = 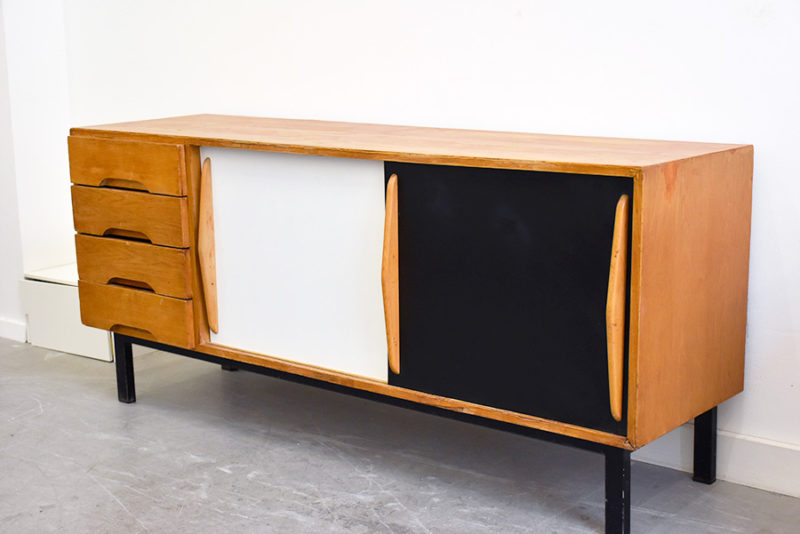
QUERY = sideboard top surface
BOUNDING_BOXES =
[71,114,749,177]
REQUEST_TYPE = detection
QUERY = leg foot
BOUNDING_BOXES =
[113,334,136,403]
[605,447,631,534]
[693,407,717,484]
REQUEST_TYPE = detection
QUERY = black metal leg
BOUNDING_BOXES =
[113,334,136,403]
[693,407,717,484]
[220,364,238,371]
[605,447,631,534]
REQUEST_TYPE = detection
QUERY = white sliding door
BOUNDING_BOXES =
[200,147,387,382]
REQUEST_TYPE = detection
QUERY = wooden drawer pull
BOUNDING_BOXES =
[102,229,152,242]
[606,194,630,422]
[198,157,219,333]
[382,174,400,374]
[98,177,149,191]
[110,324,155,339]
[108,278,155,292]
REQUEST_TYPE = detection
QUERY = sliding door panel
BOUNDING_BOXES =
[203,148,387,381]
[387,162,632,434]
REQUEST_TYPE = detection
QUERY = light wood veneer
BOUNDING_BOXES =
[72,114,743,176]
[78,280,195,347]
[75,234,192,299]
[68,136,187,196]
[71,186,190,248]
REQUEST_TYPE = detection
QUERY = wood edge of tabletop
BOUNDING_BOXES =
[69,114,751,178]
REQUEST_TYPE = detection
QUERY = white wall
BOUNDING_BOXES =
[0,4,25,341]
[2,0,73,275]
[3,0,799,495]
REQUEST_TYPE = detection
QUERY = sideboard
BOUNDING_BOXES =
[68,115,753,533]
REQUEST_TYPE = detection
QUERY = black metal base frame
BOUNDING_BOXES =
[112,333,718,534]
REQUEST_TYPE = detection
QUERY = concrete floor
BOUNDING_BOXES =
[1,337,798,533]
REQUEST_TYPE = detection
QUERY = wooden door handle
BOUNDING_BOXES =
[606,194,630,422]
[198,157,219,333]
[382,174,400,374]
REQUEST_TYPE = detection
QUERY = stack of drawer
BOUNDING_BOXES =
[68,137,197,347]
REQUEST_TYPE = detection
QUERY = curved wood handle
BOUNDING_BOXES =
[382,174,400,374]
[101,228,153,242]
[607,194,630,422]
[99,178,149,191]
[110,324,155,340]
[199,157,219,334]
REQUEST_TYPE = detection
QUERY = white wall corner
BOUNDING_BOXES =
[0,1,26,331]
[2,0,75,274]
[0,316,26,342]
[633,424,800,499]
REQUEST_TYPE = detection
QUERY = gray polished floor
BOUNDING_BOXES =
[1,337,798,533]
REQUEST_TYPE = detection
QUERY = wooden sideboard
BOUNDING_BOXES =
[68,115,753,534]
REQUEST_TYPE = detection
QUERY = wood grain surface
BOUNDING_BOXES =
[71,114,747,177]
[198,158,218,333]
[68,136,186,196]
[75,234,192,298]
[607,194,630,422]
[184,146,212,346]
[382,173,400,374]
[78,280,195,348]
[627,146,753,447]
[71,185,190,248]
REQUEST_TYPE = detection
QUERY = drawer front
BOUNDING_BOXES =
[75,234,192,299]
[386,162,633,435]
[78,281,195,348]
[68,136,187,196]
[71,186,190,248]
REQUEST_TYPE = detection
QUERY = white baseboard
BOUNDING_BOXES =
[0,317,26,342]
[633,424,800,498]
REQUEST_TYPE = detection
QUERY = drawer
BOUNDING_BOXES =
[68,136,187,196]
[71,186,190,248]
[78,281,195,348]
[75,234,192,299]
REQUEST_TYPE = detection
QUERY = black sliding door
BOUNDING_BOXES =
[386,162,632,435]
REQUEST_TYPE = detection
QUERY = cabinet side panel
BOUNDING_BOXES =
[632,147,753,447]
